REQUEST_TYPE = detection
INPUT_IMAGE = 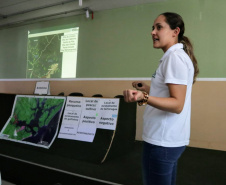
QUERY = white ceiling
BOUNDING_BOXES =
[0,0,165,29]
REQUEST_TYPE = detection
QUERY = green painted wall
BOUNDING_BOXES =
[0,0,225,79]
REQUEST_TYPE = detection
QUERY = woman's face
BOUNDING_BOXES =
[151,15,178,52]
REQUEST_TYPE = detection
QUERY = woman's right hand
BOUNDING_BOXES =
[123,89,144,103]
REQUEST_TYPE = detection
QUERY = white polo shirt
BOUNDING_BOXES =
[142,43,194,147]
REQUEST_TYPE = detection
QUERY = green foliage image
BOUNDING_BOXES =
[26,34,63,79]
[2,96,65,144]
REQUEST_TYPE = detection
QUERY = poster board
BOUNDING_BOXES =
[0,93,136,165]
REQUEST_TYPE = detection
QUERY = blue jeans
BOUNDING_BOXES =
[142,142,186,185]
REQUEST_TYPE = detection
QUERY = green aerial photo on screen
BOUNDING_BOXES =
[26,33,63,79]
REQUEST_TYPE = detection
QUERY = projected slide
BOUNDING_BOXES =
[0,95,66,149]
[26,28,79,79]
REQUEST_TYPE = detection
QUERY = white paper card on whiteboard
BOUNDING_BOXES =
[74,98,99,142]
[58,97,120,142]
[96,98,119,130]
[58,96,83,140]
[34,81,50,95]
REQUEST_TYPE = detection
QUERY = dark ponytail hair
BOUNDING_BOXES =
[160,12,199,83]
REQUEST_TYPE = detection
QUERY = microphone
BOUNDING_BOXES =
[137,83,142,87]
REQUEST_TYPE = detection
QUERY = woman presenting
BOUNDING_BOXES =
[123,12,199,185]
